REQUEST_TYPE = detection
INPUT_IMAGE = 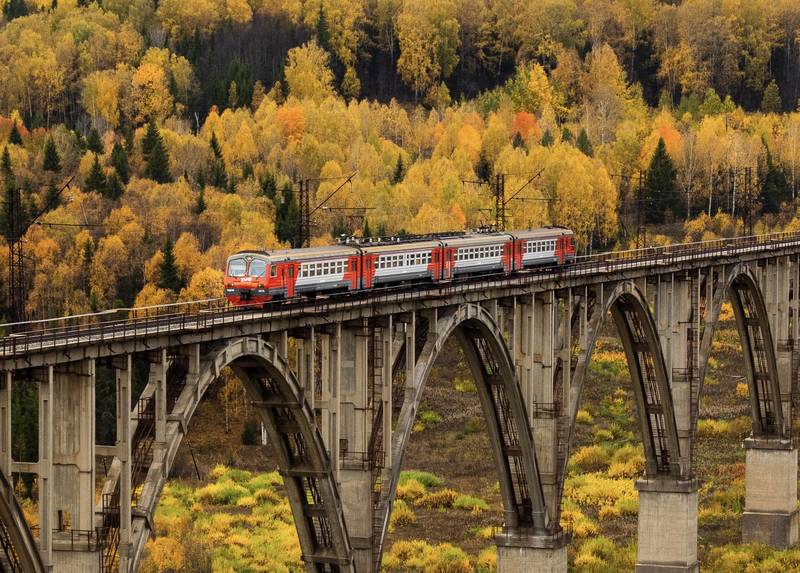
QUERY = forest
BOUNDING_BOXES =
[0,0,800,321]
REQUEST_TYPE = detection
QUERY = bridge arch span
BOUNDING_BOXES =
[566,281,685,491]
[131,337,354,573]
[375,303,551,564]
[697,265,785,439]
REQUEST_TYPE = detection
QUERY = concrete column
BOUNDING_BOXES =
[768,258,793,431]
[154,349,167,446]
[382,316,393,469]
[338,323,374,572]
[52,359,95,531]
[404,313,416,401]
[495,530,568,573]
[635,478,699,573]
[742,438,799,548]
[117,356,132,573]
[39,366,54,570]
[0,372,12,477]
[296,328,316,409]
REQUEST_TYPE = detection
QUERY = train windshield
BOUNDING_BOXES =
[227,258,247,277]
[250,259,267,277]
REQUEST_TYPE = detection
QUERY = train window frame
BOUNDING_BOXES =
[228,258,247,277]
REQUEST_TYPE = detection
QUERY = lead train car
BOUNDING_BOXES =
[224,227,575,305]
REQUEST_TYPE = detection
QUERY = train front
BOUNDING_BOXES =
[224,252,271,306]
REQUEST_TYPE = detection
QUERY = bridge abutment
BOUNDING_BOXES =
[495,529,568,573]
[635,478,699,573]
[742,438,799,548]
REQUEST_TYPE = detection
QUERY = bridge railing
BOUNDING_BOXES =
[2,232,800,358]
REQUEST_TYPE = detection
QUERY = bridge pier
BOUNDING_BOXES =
[742,438,799,548]
[495,529,568,573]
[635,478,699,573]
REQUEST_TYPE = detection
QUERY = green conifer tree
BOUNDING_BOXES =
[84,154,107,195]
[644,137,680,223]
[106,172,124,200]
[276,183,300,246]
[194,188,207,214]
[392,155,405,184]
[8,121,22,145]
[561,127,573,144]
[158,238,183,292]
[541,130,554,147]
[209,132,228,188]
[86,128,103,154]
[316,3,331,53]
[761,146,790,213]
[259,171,277,200]
[111,141,129,183]
[43,137,61,172]
[363,218,371,238]
[476,150,492,182]
[142,121,172,184]
[1,147,11,178]
[576,128,593,157]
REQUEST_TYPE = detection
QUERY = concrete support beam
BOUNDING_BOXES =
[382,316,393,469]
[153,349,168,447]
[495,529,568,573]
[0,372,12,477]
[117,355,132,573]
[39,367,54,570]
[635,479,699,573]
[742,438,799,548]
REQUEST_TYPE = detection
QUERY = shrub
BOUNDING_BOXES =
[419,409,443,426]
[428,544,471,573]
[414,489,458,509]
[236,496,256,508]
[453,378,477,393]
[142,537,185,573]
[457,417,484,439]
[396,479,426,501]
[572,445,611,472]
[399,470,444,488]
[389,500,416,529]
[476,547,497,572]
[453,494,489,512]
[594,428,614,442]
[607,445,645,478]
[735,382,750,399]
[195,480,250,505]
[576,409,594,424]
[598,504,620,520]
[473,526,494,540]
[614,496,639,515]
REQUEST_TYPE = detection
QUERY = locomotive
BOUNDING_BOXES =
[224,227,576,306]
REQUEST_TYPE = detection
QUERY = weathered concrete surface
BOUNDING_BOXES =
[635,479,699,573]
[743,439,799,548]
[496,530,568,573]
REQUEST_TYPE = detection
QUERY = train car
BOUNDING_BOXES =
[444,233,515,277]
[224,227,577,306]
[511,227,576,268]
[360,239,444,287]
[224,245,361,304]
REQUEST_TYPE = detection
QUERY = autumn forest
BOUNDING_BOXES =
[0,0,798,320]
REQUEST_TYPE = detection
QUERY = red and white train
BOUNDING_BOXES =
[224,228,576,306]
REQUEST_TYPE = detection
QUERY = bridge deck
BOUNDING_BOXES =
[1,232,799,369]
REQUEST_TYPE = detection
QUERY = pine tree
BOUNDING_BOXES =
[158,239,183,292]
[194,188,207,214]
[1,147,11,178]
[142,121,172,184]
[644,137,680,223]
[85,154,107,194]
[259,171,277,200]
[576,128,593,157]
[276,183,300,246]
[476,150,492,182]
[541,130,554,147]
[511,132,524,148]
[106,172,124,200]
[761,146,790,213]
[81,239,94,294]
[209,132,228,189]
[561,127,573,144]
[363,218,372,238]
[43,137,61,172]
[316,3,331,53]
[8,121,22,145]
[86,128,103,154]
[761,80,782,114]
[110,141,129,183]
[392,155,405,184]
[228,81,239,109]
[2,0,28,22]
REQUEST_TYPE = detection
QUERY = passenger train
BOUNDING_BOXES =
[224,228,576,306]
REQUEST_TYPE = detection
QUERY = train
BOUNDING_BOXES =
[224,227,576,306]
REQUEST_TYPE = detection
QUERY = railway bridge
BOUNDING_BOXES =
[0,232,800,572]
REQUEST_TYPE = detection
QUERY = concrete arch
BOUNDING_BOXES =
[567,281,685,488]
[0,469,45,572]
[375,304,550,566]
[697,266,785,438]
[130,337,354,573]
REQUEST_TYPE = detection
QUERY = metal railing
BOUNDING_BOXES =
[2,232,800,359]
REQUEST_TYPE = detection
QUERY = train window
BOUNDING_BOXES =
[228,258,247,277]
[270,265,277,277]
[250,259,267,277]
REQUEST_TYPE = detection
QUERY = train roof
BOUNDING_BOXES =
[442,232,513,247]
[267,245,359,261]
[360,240,443,254]
[511,227,573,239]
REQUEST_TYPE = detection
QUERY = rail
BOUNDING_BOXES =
[1,232,800,359]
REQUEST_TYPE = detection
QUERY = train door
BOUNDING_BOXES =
[442,247,456,280]
[362,254,377,289]
[344,256,360,290]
